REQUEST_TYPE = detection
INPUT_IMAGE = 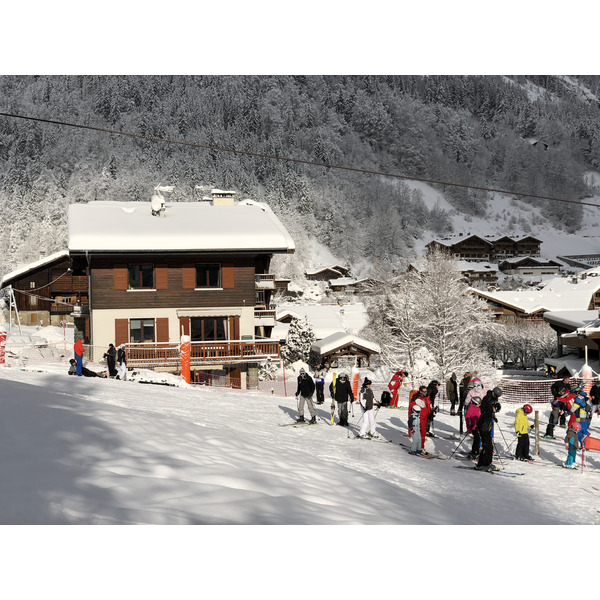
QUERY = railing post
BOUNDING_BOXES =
[180,334,191,384]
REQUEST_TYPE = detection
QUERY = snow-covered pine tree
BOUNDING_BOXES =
[416,247,495,382]
[281,316,316,366]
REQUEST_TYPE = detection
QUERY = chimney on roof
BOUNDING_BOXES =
[210,189,236,206]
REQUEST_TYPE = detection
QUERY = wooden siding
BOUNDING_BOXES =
[89,254,256,310]
[115,318,128,346]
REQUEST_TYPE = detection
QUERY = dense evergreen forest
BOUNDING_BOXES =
[1,75,600,278]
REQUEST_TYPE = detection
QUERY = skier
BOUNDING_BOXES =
[568,391,593,444]
[563,421,584,469]
[408,403,423,455]
[408,385,431,451]
[295,367,317,424]
[552,376,572,428]
[116,343,128,380]
[358,378,377,438]
[465,396,481,459]
[426,380,440,435]
[329,372,354,426]
[514,404,534,461]
[476,386,502,471]
[73,338,84,376]
[388,370,406,408]
[446,373,458,415]
[590,382,600,416]
[103,343,117,378]
[68,359,102,378]
[458,371,472,415]
[313,364,326,404]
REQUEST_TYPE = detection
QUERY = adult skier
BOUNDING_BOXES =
[388,370,406,408]
[313,364,326,405]
[103,343,117,378]
[295,368,317,424]
[330,372,354,426]
[446,373,459,415]
[475,386,502,471]
[116,343,127,380]
[408,385,431,451]
[358,378,377,438]
[426,379,440,435]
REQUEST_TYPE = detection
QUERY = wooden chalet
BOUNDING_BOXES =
[67,190,295,387]
[311,332,380,368]
[305,265,350,281]
[0,250,89,330]
[426,235,542,263]
[498,257,561,276]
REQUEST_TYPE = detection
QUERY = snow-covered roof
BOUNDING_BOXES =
[543,309,599,330]
[328,277,369,287]
[273,303,369,340]
[311,332,380,355]
[454,260,498,272]
[68,200,295,253]
[472,267,600,314]
[0,250,70,288]
[305,265,348,276]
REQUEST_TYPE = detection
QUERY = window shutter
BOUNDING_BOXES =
[155,265,168,290]
[182,265,195,289]
[229,316,240,340]
[156,317,169,343]
[222,264,234,289]
[115,318,128,345]
[114,265,128,290]
[179,317,190,338]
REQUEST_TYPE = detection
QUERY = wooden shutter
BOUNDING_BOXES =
[222,264,235,289]
[179,317,190,338]
[156,318,169,343]
[182,265,195,289]
[114,265,128,290]
[229,316,240,340]
[115,318,129,345]
[155,265,168,290]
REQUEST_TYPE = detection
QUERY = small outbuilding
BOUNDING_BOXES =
[311,332,380,368]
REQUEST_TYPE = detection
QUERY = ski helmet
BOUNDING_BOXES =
[299,368,306,374]
[339,372,347,379]
[471,397,481,405]
[571,422,582,432]
[523,404,533,414]
[492,387,503,398]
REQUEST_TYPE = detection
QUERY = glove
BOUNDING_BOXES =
[530,424,535,429]
[494,417,498,423]
[565,444,569,450]
[295,394,299,398]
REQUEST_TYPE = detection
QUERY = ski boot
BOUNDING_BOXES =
[295,416,305,423]
[308,416,317,425]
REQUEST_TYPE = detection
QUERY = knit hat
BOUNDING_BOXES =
[364,377,372,386]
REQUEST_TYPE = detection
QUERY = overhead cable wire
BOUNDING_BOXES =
[1,110,599,209]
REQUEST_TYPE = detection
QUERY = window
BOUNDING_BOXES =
[196,264,220,288]
[130,318,155,343]
[128,264,154,289]
[190,317,227,341]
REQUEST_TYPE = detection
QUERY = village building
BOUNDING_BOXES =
[65,189,294,387]
[305,265,350,281]
[426,234,542,263]
[497,256,562,277]
[0,250,88,329]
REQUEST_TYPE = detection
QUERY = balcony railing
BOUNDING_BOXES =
[255,274,275,290]
[125,339,280,368]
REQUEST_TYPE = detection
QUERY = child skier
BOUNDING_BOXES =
[465,396,481,459]
[408,403,423,455]
[514,404,534,461]
[358,378,377,439]
[564,422,583,469]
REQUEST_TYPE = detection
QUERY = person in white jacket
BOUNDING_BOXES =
[358,378,377,438]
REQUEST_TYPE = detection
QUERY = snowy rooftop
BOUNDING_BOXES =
[0,250,69,288]
[472,266,600,314]
[454,260,498,272]
[68,200,295,253]
[273,303,369,340]
[311,332,380,355]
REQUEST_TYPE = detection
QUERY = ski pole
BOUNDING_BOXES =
[450,431,470,459]
[493,440,505,467]
[494,420,511,455]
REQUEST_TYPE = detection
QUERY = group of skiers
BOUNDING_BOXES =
[294,366,597,472]
[69,340,128,380]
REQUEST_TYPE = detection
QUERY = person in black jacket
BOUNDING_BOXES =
[329,372,354,426]
[475,387,502,471]
[426,380,440,435]
[295,368,317,424]
[103,343,117,378]
[358,378,377,438]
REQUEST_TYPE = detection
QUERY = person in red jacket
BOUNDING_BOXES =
[408,385,431,450]
[388,370,407,408]
[73,338,84,376]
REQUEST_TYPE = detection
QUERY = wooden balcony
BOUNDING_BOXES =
[255,274,275,290]
[125,340,280,368]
